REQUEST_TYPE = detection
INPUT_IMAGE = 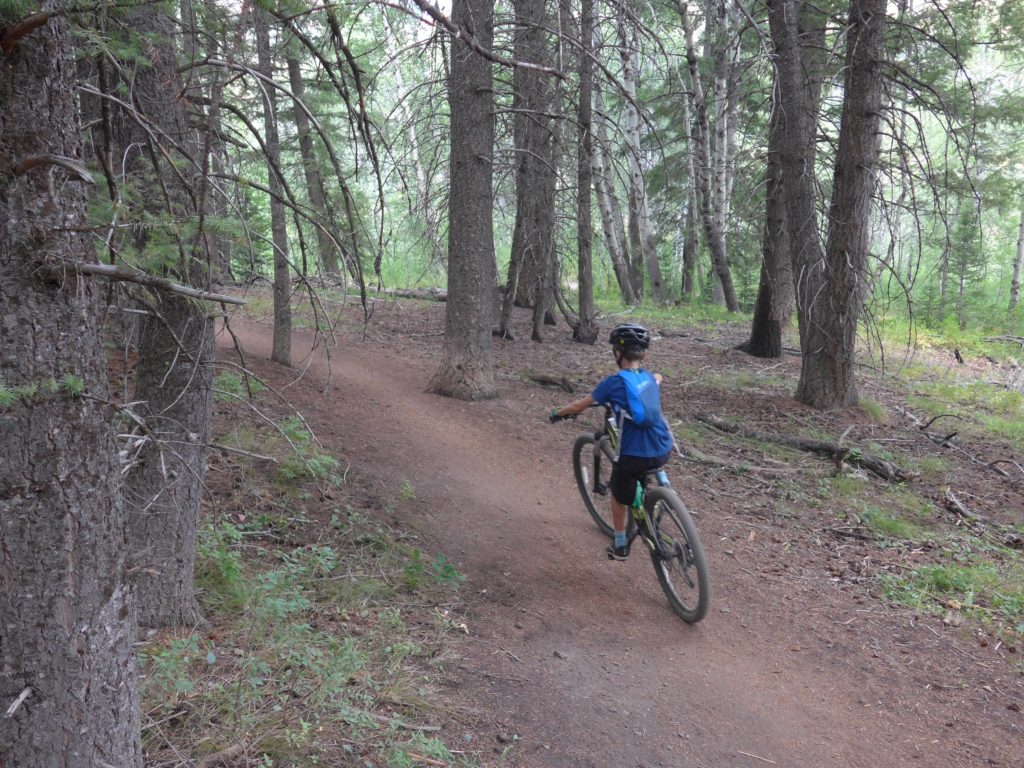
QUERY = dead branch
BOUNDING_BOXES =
[46,262,245,305]
[896,406,1013,478]
[13,155,94,184]
[696,414,908,482]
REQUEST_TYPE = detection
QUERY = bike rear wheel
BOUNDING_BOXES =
[572,434,616,537]
[644,487,710,623]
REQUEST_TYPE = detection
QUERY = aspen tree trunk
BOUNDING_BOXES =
[429,0,499,398]
[679,1,739,311]
[256,6,292,366]
[593,88,639,303]
[618,19,666,303]
[0,7,141,765]
[1009,207,1023,312]
[574,0,599,343]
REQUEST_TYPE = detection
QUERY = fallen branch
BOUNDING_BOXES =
[984,335,1024,349]
[526,372,574,393]
[696,415,907,482]
[46,262,246,305]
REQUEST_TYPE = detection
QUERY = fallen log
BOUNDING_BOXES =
[374,287,447,301]
[696,414,908,482]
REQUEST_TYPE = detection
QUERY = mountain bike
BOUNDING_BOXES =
[567,405,710,624]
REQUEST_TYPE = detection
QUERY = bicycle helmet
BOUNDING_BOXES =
[609,323,651,351]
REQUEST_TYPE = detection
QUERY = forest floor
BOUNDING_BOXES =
[189,291,1023,767]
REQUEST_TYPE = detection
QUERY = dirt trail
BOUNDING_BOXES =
[222,318,961,768]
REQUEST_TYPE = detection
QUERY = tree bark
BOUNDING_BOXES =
[791,0,886,408]
[429,0,499,398]
[0,7,141,765]
[256,6,292,366]
[287,55,342,279]
[574,0,599,343]
[112,2,213,628]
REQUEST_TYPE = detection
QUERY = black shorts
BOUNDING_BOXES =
[609,452,671,505]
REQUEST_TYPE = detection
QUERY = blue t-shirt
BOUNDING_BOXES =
[592,369,674,458]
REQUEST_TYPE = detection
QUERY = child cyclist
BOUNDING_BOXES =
[549,323,674,560]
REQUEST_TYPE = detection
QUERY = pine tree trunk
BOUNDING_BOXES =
[429,0,499,398]
[115,2,212,628]
[574,0,599,343]
[287,55,342,279]
[740,1,825,356]
[0,8,141,765]
[792,0,885,408]
[256,7,292,366]
[505,0,556,331]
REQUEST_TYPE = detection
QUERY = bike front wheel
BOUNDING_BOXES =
[644,487,710,624]
[572,434,616,537]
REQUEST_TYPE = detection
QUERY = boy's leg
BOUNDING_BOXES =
[607,459,638,560]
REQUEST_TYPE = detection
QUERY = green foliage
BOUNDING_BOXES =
[212,371,266,401]
[273,416,343,486]
[60,373,85,397]
[0,373,85,407]
[0,380,14,408]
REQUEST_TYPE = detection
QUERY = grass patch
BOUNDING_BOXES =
[143,489,475,766]
[858,398,889,423]
[907,380,1024,449]
[880,557,1024,640]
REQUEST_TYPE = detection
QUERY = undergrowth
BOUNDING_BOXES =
[140,392,479,767]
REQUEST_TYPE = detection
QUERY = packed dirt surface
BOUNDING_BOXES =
[218,298,1023,768]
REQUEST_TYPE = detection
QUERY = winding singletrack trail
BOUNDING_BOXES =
[221,317,973,768]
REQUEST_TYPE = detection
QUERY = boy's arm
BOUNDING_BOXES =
[551,393,596,421]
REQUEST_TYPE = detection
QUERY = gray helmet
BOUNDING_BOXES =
[609,323,650,351]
